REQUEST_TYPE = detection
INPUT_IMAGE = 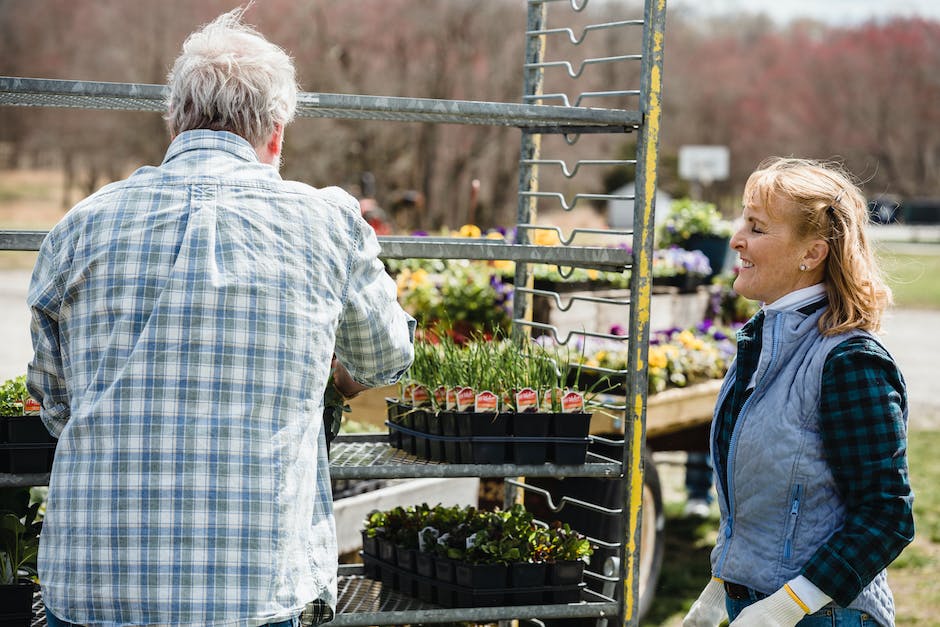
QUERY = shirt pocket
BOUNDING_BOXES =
[783,483,803,560]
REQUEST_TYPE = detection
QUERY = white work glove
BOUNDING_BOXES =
[729,584,807,627]
[682,577,728,627]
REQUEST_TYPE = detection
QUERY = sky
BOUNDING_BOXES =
[669,0,940,26]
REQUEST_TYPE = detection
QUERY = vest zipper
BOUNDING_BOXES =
[715,313,784,577]
[783,483,803,559]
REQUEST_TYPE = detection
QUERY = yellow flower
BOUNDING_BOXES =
[594,350,608,365]
[587,269,599,280]
[648,346,667,369]
[491,259,514,271]
[410,268,430,287]
[486,231,505,240]
[533,230,561,246]
[458,224,482,238]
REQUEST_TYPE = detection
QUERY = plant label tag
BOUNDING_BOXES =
[474,390,499,413]
[446,387,460,410]
[540,387,563,412]
[412,385,431,407]
[562,390,585,413]
[515,388,538,413]
[434,386,448,408]
[456,387,476,412]
[23,398,41,415]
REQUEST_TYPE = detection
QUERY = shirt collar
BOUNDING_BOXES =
[162,129,260,165]
[763,283,826,313]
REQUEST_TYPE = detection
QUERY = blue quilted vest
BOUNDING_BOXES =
[710,303,895,627]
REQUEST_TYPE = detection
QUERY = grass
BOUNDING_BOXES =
[878,247,940,310]
[642,431,940,626]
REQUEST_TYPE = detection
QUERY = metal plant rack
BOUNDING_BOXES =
[1,0,667,625]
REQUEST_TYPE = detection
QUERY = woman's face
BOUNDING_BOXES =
[730,198,817,305]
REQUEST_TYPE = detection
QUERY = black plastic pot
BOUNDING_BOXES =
[377,537,397,564]
[547,560,584,586]
[385,399,404,449]
[550,412,592,439]
[360,531,378,557]
[455,562,509,589]
[2,416,56,474]
[439,412,462,463]
[434,556,456,583]
[512,412,551,464]
[396,547,417,573]
[0,581,35,627]
[462,412,511,463]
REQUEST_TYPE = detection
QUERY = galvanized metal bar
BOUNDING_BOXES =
[529,91,641,108]
[327,439,621,480]
[518,190,632,212]
[527,54,643,80]
[522,159,637,178]
[0,230,631,270]
[620,1,668,626]
[512,1,549,342]
[0,230,45,250]
[515,287,631,312]
[514,224,634,246]
[0,76,641,129]
[527,20,644,46]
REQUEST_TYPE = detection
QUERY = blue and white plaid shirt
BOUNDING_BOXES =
[27,130,415,626]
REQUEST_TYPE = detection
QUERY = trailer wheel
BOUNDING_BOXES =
[637,450,665,619]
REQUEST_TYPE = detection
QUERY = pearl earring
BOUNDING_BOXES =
[800,264,807,271]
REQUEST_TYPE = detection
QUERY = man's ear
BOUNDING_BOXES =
[266,123,284,156]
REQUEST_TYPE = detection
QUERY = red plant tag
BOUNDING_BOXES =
[515,388,538,413]
[446,387,460,410]
[540,387,563,412]
[561,390,585,413]
[23,398,41,415]
[456,387,476,412]
[474,390,499,413]
[412,385,431,407]
[434,385,448,408]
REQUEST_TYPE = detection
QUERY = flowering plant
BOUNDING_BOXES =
[657,198,733,248]
[652,246,711,278]
[563,321,737,395]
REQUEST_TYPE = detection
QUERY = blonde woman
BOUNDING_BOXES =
[684,158,914,627]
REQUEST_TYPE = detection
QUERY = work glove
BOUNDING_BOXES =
[682,577,728,627]
[729,584,807,626]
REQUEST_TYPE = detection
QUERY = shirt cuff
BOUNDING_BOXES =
[787,575,832,614]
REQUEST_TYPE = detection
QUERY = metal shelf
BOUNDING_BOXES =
[27,573,617,627]
[0,230,631,272]
[331,572,617,626]
[0,435,621,487]
[329,435,621,479]
[0,76,640,132]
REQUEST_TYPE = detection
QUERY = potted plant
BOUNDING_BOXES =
[657,198,733,279]
[0,375,56,474]
[0,488,41,627]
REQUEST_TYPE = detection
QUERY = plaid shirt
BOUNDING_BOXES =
[27,130,415,626]
[716,303,914,607]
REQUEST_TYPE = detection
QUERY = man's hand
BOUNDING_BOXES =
[683,578,728,627]
[331,356,369,400]
[729,585,807,627]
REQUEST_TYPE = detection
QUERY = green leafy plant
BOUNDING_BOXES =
[657,198,733,248]
[0,488,42,584]
[0,375,29,416]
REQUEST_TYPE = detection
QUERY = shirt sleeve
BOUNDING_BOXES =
[26,230,71,437]
[801,337,915,606]
[333,213,415,387]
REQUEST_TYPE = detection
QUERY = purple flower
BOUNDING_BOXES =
[412,230,429,237]
[609,324,627,336]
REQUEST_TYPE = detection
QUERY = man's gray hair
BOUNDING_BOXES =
[165,6,298,147]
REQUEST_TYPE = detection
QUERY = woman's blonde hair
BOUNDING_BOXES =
[165,6,298,147]
[743,157,891,335]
